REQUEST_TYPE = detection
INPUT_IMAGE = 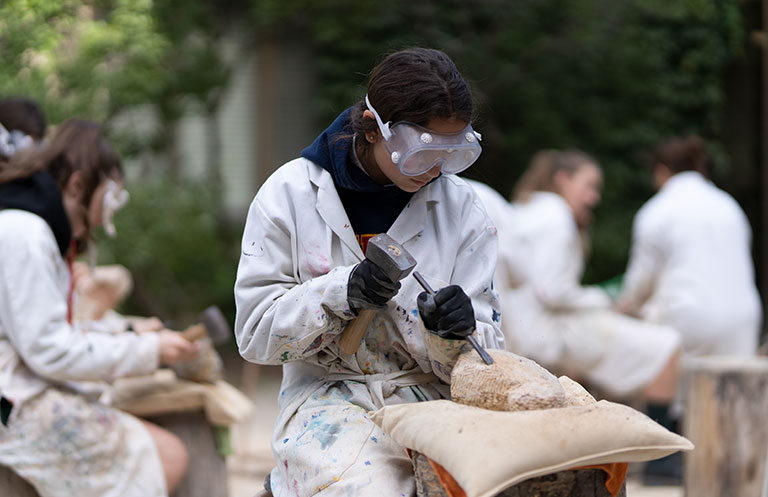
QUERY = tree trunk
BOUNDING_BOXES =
[411,451,625,497]
[684,356,768,497]
[147,410,229,497]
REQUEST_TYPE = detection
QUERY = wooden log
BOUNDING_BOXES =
[0,464,40,497]
[411,451,625,497]
[146,410,229,497]
[684,356,768,497]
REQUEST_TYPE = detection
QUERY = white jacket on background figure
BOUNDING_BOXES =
[486,191,680,397]
[619,171,762,357]
[0,209,166,497]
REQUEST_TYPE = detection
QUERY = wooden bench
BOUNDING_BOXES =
[0,409,228,497]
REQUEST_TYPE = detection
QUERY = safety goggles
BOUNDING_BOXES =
[102,179,129,237]
[365,95,482,177]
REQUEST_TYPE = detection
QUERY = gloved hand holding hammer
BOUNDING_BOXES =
[347,258,401,312]
[339,234,416,355]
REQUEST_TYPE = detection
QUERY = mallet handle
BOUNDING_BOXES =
[339,309,377,355]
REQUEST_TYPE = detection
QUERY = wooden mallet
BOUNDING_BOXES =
[339,234,417,355]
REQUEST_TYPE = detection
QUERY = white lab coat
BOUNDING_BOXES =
[494,192,680,396]
[619,171,762,357]
[235,159,503,497]
[465,179,526,292]
[0,209,166,497]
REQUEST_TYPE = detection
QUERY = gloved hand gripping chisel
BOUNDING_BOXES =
[413,271,494,365]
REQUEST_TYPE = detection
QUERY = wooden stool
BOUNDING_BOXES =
[411,451,625,497]
[0,464,39,496]
[684,356,768,497]
[146,410,229,497]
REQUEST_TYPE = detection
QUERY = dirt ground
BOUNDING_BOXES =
[224,359,683,497]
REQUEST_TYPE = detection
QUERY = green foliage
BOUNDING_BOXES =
[93,177,240,323]
[249,0,744,281]
[1,1,239,320]
[0,0,230,152]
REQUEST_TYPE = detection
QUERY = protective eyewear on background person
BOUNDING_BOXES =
[365,95,482,177]
[102,179,129,237]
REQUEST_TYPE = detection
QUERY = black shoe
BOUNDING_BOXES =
[642,451,683,486]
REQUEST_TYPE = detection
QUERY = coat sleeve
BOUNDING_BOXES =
[617,208,664,314]
[421,196,505,382]
[234,196,356,365]
[0,234,159,382]
[529,217,611,311]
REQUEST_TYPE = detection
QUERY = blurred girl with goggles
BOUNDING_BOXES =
[235,48,503,496]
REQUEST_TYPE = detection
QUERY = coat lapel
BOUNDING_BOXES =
[310,165,365,260]
[388,183,437,246]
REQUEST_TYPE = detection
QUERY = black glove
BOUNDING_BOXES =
[348,259,401,311]
[417,285,475,339]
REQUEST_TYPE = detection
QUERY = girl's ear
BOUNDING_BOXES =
[363,110,376,121]
[63,170,85,200]
[552,169,570,194]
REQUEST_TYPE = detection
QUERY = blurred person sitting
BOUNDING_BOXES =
[496,150,681,405]
[464,178,523,296]
[616,135,762,358]
[0,119,199,497]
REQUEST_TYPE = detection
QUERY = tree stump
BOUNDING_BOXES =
[0,464,39,496]
[411,451,625,497]
[684,356,768,497]
[146,410,229,497]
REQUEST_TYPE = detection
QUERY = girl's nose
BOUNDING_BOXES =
[426,164,442,178]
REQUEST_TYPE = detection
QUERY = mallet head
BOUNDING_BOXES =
[365,233,417,283]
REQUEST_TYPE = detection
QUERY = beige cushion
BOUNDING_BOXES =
[369,395,693,497]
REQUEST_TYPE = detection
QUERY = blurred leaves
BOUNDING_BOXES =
[0,0,231,150]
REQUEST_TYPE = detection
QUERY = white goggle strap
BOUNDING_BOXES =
[365,95,392,141]
[0,122,34,157]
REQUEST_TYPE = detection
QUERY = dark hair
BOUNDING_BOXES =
[350,48,474,165]
[0,119,123,208]
[652,135,709,177]
[0,96,47,140]
[512,149,598,202]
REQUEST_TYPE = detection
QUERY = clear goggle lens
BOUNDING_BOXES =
[385,122,482,177]
[102,179,129,237]
[365,95,482,177]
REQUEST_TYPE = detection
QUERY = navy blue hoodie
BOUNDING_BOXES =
[0,171,71,256]
[301,108,413,242]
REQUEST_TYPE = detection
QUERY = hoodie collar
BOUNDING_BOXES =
[301,107,395,193]
[0,171,72,256]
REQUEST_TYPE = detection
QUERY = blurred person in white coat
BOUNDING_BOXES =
[464,179,525,296]
[497,150,681,402]
[0,119,199,497]
[235,48,503,497]
[616,135,762,358]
